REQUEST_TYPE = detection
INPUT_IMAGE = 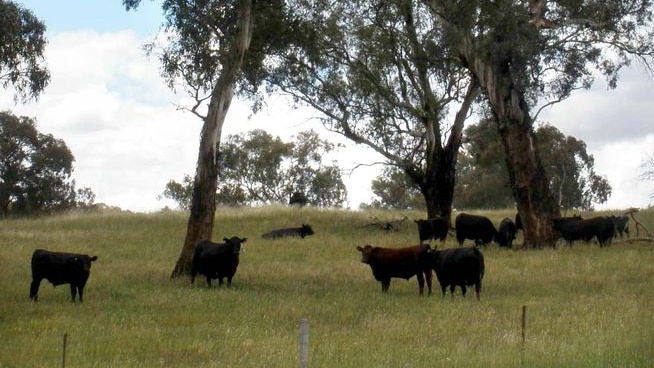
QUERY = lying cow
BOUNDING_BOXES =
[30,249,98,302]
[414,217,448,244]
[261,224,314,239]
[430,247,485,300]
[495,217,517,248]
[356,244,432,295]
[191,236,247,288]
[455,213,497,246]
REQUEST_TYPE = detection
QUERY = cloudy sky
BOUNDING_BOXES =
[3,1,653,212]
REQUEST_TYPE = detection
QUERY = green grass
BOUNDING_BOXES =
[0,207,653,367]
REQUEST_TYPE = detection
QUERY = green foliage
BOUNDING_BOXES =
[0,208,652,367]
[366,166,424,210]
[162,129,347,208]
[0,0,50,102]
[0,111,95,217]
[455,119,612,210]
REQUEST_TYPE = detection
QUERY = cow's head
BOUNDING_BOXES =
[223,237,247,253]
[355,245,375,264]
[301,224,314,237]
[74,255,98,272]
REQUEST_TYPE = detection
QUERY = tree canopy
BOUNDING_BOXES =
[0,111,94,217]
[0,0,50,102]
[456,119,611,210]
[161,129,347,209]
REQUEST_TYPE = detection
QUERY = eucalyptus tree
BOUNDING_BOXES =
[422,0,654,247]
[124,0,296,276]
[270,0,479,224]
[457,120,611,210]
[0,0,50,102]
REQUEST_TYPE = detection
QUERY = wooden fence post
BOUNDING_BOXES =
[299,318,309,368]
[62,333,68,368]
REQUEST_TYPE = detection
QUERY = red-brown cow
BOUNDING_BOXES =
[355,244,432,295]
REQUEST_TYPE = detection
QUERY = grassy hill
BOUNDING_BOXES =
[0,207,652,367]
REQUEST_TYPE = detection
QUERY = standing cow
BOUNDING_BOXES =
[30,249,98,302]
[355,244,432,295]
[430,247,485,300]
[191,236,247,288]
[495,217,517,248]
[455,213,497,247]
[414,217,449,244]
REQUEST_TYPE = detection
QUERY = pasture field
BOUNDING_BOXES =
[0,207,653,367]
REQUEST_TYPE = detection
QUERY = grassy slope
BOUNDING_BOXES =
[0,207,652,367]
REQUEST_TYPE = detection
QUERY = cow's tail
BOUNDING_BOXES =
[473,247,485,279]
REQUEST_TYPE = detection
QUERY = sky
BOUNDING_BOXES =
[3,1,653,212]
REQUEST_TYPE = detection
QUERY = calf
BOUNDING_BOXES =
[414,217,448,244]
[355,244,432,295]
[430,247,485,300]
[455,213,497,246]
[30,249,98,302]
[261,224,314,239]
[495,217,517,248]
[191,236,247,288]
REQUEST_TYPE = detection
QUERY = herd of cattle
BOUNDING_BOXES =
[28,212,630,303]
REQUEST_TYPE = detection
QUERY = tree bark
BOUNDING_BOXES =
[458,36,560,248]
[171,0,253,278]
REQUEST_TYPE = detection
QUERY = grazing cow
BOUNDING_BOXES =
[191,236,247,288]
[610,215,630,238]
[430,247,485,300]
[414,217,448,244]
[455,213,497,247]
[496,217,517,248]
[30,249,98,302]
[355,244,432,295]
[582,216,615,247]
[261,224,314,239]
[289,191,308,207]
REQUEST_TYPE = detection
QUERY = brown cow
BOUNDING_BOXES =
[355,244,432,295]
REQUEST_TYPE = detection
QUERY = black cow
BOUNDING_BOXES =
[455,213,497,247]
[495,217,517,248]
[289,191,308,207]
[430,247,485,300]
[355,244,432,295]
[583,216,615,247]
[414,217,448,244]
[610,215,630,238]
[261,224,314,239]
[30,249,98,302]
[191,236,246,288]
[551,215,585,245]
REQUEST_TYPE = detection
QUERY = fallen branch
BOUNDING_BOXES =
[623,207,653,239]
[363,215,408,232]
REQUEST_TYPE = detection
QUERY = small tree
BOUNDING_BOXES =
[0,111,92,217]
[161,129,347,209]
[640,155,654,200]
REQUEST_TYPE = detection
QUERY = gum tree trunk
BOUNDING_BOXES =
[171,0,253,277]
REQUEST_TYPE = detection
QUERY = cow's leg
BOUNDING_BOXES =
[30,278,42,301]
[440,284,447,297]
[381,279,390,293]
[226,277,232,287]
[218,278,224,287]
[475,281,482,301]
[77,286,85,303]
[416,273,425,295]
[461,285,467,297]
[424,271,432,296]
[449,284,456,297]
[70,284,78,302]
[205,276,212,288]
[190,271,197,284]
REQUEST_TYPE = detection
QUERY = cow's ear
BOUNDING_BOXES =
[240,238,247,243]
[223,238,230,243]
[356,246,363,252]
[90,256,98,262]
